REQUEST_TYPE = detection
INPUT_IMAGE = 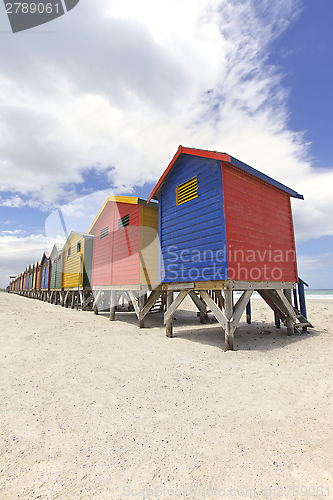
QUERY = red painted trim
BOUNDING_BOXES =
[182,147,231,163]
[288,197,299,282]
[147,146,231,202]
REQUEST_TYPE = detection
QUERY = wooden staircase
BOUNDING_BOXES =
[293,306,313,333]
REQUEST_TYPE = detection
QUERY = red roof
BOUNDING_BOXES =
[147,145,303,202]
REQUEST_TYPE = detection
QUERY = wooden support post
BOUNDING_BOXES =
[93,290,101,315]
[274,312,281,328]
[188,290,207,323]
[139,289,162,322]
[64,291,69,308]
[82,291,92,311]
[166,291,174,338]
[139,294,145,328]
[224,289,234,351]
[246,300,251,324]
[293,288,299,310]
[71,292,75,309]
[110,290,116,321]
[128,291,140,319]
[297,279,307,319]
[284,288,294,336]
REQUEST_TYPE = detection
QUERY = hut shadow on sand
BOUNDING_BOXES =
[93,306,319,352]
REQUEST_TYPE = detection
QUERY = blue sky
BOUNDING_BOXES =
[0,0,333,288]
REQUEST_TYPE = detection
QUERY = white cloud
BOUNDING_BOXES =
[297,253,333,289]
[1,229,24,235]
[0,0,332,243]
[0,233,50,287]
[0,195,51,211]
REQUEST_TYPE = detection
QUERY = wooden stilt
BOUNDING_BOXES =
[139,294,145,328]
[128,291,140,319]
[138,289,162,324]
[284,288,294,335]
[110,290,116,321]
[71,292,75,309]
[166,291,174,338]
[224,289,234,351]
[188,291,207,323]
[246,300,251,324]
[93,290,101,315]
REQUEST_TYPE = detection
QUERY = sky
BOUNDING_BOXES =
[0,0,333,289]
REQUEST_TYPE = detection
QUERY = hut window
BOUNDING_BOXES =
[118,214,130,230]
[67,246,71,257]
[77,241,81,253]
[100,226,109,239]
[176,176,198,206]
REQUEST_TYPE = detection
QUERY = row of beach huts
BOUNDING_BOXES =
[9,146,312,350]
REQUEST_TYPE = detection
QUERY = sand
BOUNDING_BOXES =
[0,292,332,500]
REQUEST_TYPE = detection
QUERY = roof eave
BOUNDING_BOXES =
[148,146,304,201]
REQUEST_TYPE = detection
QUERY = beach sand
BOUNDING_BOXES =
[0,292,332,499]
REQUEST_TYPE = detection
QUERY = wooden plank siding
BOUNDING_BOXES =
[40,254,51,290]
[49,245,63,290]
[33,263,38,290]
[62,232,93,289]
[112,203,140,285]
[89,200,116,286]
[50,245,60,290]
[55,253,63,289]
[140,204,159,288]
[222,162,298,282]
[36,258,43,290]
[159,155,228,283]
[88,197,159,287]
[28,265,34,290]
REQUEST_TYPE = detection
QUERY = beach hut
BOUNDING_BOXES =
[35,260,43,297]
[62,231,93,308]
[28,264,34,295]
[87,196,161,325]
[32,261,38,297]
[23,268,29,294]
[40,253,51,301]
[49,244,63,304]
[148,146,307,349]
[12,276,18,292]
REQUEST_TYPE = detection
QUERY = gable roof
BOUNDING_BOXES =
[62,230,93,249]
[39,252,49,265]
[147,145,304,202]
[49,243,62,259]
[88,195,157,234]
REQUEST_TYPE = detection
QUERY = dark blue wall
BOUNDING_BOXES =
[160,154,228,283]
[40,257,49,289]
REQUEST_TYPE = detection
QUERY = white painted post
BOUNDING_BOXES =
[224,289,234,351]
[110,290,116,321]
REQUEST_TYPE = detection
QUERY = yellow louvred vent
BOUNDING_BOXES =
[176,177,198,206]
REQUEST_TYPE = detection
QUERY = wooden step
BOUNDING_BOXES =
[296,322,312,328]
